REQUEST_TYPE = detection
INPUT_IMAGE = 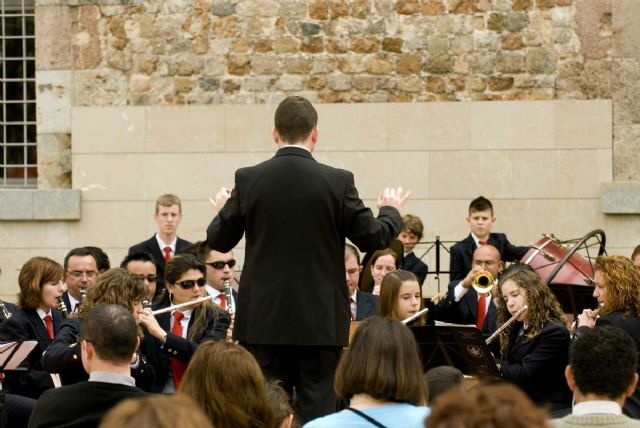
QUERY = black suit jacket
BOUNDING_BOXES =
[29,380,146,428]
[496,319,571,411]
[0,308,64,398]
[449,233,529,282]
[434,283,497,336]
[128,235,191,298]
[401,252,428,285]
[140,303,230,393]
[207,146,402,347]
[355,290,378,321]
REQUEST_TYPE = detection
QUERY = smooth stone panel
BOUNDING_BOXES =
[225,104,277,151]
[146,106,226,153]
[72,107,146,154]
[601,181,640,213]
[555,100,612,149]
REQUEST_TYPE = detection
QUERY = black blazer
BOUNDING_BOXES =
[128,235,192,298]
[0,308,64,398]
[401,252,428,285]
[207,146,402,347]
[355,291,378,321]
[434,283,497,336]
[575,311,640,418]
[449,233,529,282]
[140,304,230,393]
[41,318,155,391]
[496,319,571,411]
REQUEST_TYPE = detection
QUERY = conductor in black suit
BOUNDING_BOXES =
[206,96,408,423]
[128,194,191,299]
[345,243,378,321]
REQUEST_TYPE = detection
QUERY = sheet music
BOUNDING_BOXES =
[0,341,38,370]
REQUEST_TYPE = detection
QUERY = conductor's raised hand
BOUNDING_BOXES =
[208,187,232,212]
[377,186,411,213]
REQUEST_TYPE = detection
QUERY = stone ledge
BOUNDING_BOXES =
[601,182,640,214]
[0,189,81,220]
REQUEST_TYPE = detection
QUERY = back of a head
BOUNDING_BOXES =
[80,303,138,365]
[274,96,317,144]
[468,196,493,215]
[81,268,147,316]
[335,316,426,405]
[100,394,213,428]
[86,246,111,272]
[425,366,464,403]
[180,341,275,428]
[427,382,550,428]
[266,381,299,428]
[571,325,638,400]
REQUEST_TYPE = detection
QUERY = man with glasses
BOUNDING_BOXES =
[121,252,158,303]
[435,244,503,337]
[62,247,100,313]
[345,244,377,321]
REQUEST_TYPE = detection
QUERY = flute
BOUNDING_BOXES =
[402,307,429,325]
[486,305,528,345]
[150,295,214,316]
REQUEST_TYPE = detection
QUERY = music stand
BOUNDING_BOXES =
[0,340,37,428]
[410,325,500,378]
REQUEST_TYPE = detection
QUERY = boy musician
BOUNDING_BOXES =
[398,214,428,285]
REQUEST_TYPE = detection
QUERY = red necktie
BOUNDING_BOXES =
[479,240,488,246]
[218,293,226,310]
[171,311,187,389]
[44,314,54,340]
[476,295,486,330]
[164,246,172,263]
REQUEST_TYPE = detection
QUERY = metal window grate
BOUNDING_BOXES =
[0,0,36,188]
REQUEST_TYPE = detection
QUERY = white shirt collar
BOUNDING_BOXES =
[282,144,311,153]
[36,308,52,320]
[471,232,486,246]
[155,233,177,253]
[573,400,622,416]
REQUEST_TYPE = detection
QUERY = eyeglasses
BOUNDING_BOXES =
[134,274,157,283]
[66,270,98,280]
[175,277,207,289]
[206,259,236,270]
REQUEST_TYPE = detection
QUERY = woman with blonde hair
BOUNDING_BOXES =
[378,270,426,325]
[179,340,276,428]
[0,256,65,398]
[494,266,571,411]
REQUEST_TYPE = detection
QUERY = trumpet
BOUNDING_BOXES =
[402,307,429,325]
[472,270,494,295]
[150,295,214,316]
[486,305,528,345]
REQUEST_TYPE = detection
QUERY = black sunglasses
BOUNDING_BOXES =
[175,277,207,289]
[206,259,236,270]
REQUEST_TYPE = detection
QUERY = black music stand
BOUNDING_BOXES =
[410,325,501,378]
[0,340,36,428]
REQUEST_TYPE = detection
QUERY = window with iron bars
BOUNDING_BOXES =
[1,0,36,188]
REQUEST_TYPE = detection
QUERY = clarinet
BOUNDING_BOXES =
[0,301,12,319]
[57,296,69,319]
[223,279,234,313]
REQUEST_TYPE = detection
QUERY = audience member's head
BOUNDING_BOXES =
[79,304,139,373]
[266,381,298,428]
[121,252,158,300]
[335,316,427,405]
[631,245,640,267]
[180,340,275,428]
[18,256,64,310]
[593,255,640,315]
[274,96,318,145]
[370,248,398,287]
[154,194,183,239]
[86,246,111,273]
[79,268,147,322]
[399,214,424,254]
[345,243,362,297]
[426,383,550,428]
[567,325,638,404]
[425,366,464,403]
[378,270,425,325]
[64,247,99,300]
[100,394,213,428]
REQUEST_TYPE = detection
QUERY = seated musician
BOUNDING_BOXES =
[345,243,378,321]
[574,255,640,418]
[494,266,571,411]
[41,268,154,390]
[137,254,230,393]
[61,247,100,314]
[121,251,158,303]
[0,256,65,399]
[369,248,398,296]
[554,326,640,427]
[378,270,426,326]
[448,196,528,282]
[398,214,428,285]
[435,244,502,336]
[304,317,429,428]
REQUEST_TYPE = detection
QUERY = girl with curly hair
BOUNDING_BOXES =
[494,266,571,411]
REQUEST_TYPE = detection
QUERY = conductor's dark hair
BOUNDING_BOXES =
[80,304,138,364]
[63,247,97,271]
[86,246,111,272]
[274,96,318,144]
[468,196,493,215]
[120,251,157,269]
[570,325,638,400]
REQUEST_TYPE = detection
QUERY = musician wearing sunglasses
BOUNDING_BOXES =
[203,250,238,311]
[41,268,154,391]
[138,254,230,393]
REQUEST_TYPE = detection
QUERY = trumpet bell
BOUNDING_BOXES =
[472,271,494,295]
